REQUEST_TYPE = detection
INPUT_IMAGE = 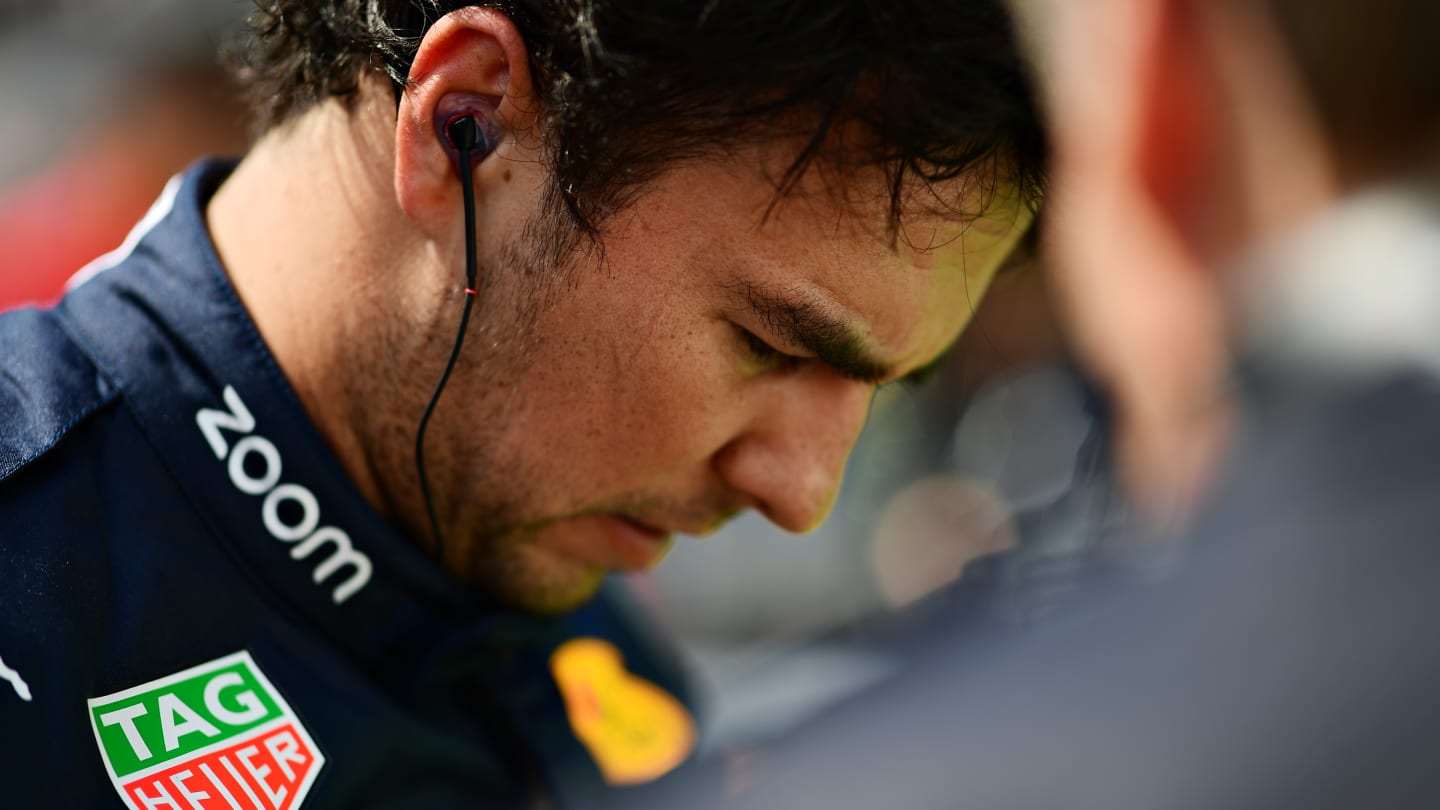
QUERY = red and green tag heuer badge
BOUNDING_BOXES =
[87,651,324,810]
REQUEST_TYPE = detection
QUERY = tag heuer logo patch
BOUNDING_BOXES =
[87,651,324,810]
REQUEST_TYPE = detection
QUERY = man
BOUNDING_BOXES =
[0,0,1043,806]
[612,0,1440,807]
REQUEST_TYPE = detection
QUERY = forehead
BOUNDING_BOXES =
[622,144,1034,371]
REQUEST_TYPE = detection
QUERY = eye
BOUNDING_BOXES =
[878,355,946,394]
[736,326,803,373]
[893,363,941,393]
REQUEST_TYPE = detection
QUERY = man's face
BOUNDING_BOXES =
[419,144,1031,614]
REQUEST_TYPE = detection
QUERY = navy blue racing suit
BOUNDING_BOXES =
[0,160,698,809]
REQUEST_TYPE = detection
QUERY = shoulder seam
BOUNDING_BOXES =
[0,308,123,484]
[0,389,119,485]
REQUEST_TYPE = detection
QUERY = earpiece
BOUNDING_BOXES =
[438,107,500,169]
[417,110,491,563]
[445,114,482,153]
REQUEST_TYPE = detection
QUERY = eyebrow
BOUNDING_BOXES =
[726,281,936,386]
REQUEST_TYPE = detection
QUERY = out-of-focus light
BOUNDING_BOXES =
[950,368,1093,511]
[870,475,1017,609]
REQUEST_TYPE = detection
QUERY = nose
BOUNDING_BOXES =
[714,374,875,533]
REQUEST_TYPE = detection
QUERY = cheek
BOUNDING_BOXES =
[500,278,740,485]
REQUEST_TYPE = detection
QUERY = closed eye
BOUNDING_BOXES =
[885,352,949,392]
[736,326,804,373]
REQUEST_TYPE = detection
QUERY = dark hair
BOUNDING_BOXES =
[233,0,1047,245]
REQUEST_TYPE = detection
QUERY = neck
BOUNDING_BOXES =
[206,93,438,526]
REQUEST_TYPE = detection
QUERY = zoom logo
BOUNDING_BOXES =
[196,386,372,604]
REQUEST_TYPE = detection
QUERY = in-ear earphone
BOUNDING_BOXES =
[446,114,482,153]
[416,113,489,562]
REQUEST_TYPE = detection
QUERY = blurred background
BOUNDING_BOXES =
[0,0,1104,757]
[0,0,249,309]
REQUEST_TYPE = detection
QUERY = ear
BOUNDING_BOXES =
[394,7,540,238]
[1131,0,1226,256]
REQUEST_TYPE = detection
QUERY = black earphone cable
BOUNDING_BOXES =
[416,133,480,562]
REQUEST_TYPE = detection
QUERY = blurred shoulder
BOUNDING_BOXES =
[0,306,117,485]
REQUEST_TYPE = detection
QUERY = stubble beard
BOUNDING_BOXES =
[416,206,610,613]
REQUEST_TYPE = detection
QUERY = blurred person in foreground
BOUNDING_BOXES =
[614,0,1440,807]
[0,0,1043,806]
